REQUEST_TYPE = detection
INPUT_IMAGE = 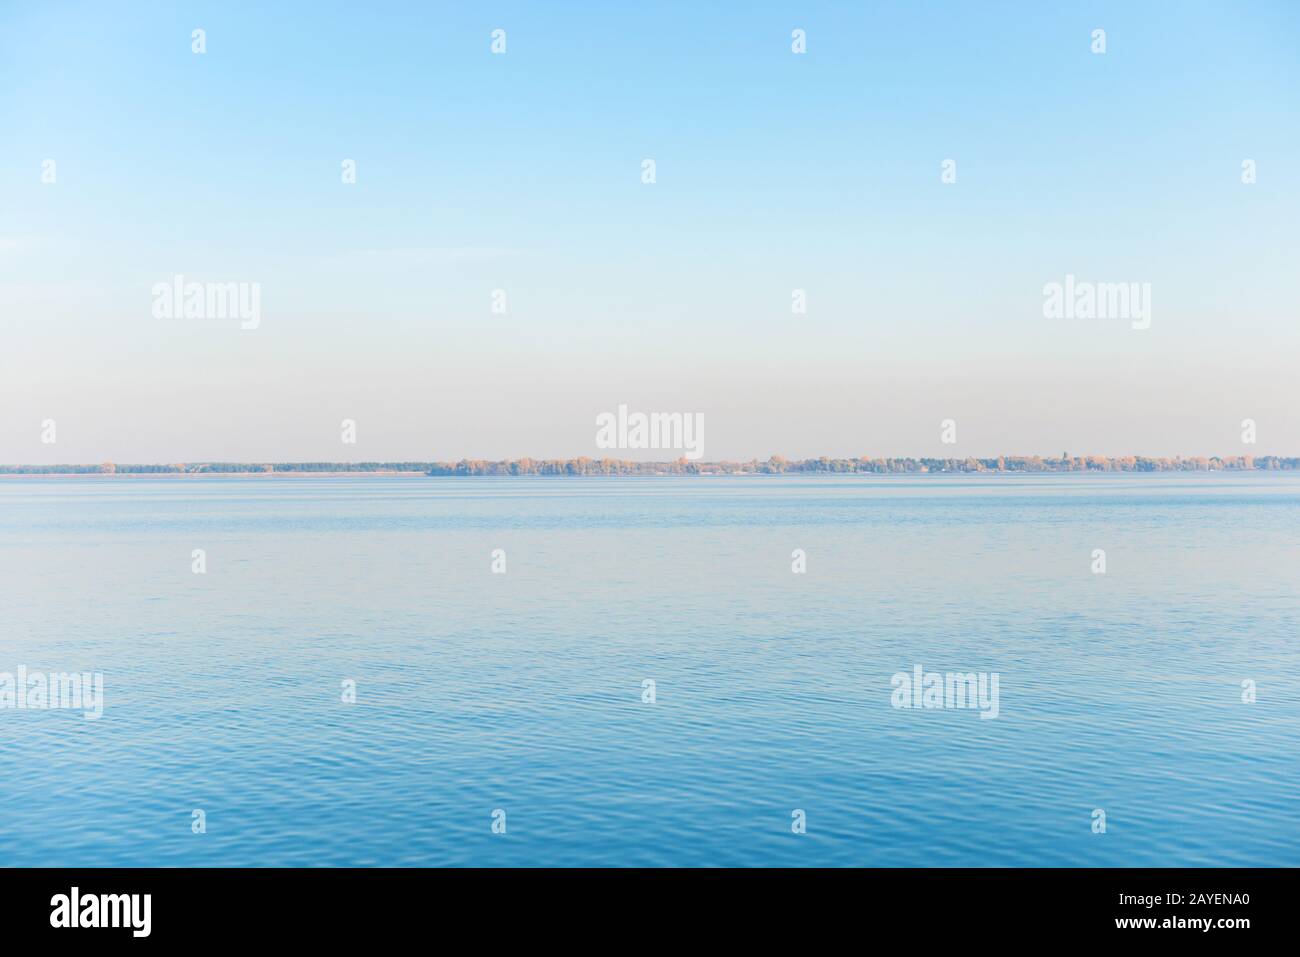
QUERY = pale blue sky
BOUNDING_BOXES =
[2,1,1298,462]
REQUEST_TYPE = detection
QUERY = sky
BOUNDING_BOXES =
[1,1,1298,463]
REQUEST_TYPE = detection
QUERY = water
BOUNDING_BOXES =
[1,473,1297,866]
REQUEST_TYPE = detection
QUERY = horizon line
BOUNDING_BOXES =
[3,453,1297,477]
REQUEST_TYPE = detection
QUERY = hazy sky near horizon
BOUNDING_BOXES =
[2,1,1298,463]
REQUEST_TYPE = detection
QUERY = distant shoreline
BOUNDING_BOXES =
[0,470,431,478]
[2,455,1296,477]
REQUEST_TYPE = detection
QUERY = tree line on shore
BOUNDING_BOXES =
[3,455,1297,475]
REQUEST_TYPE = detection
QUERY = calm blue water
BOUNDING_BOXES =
[1,474,1297,866]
